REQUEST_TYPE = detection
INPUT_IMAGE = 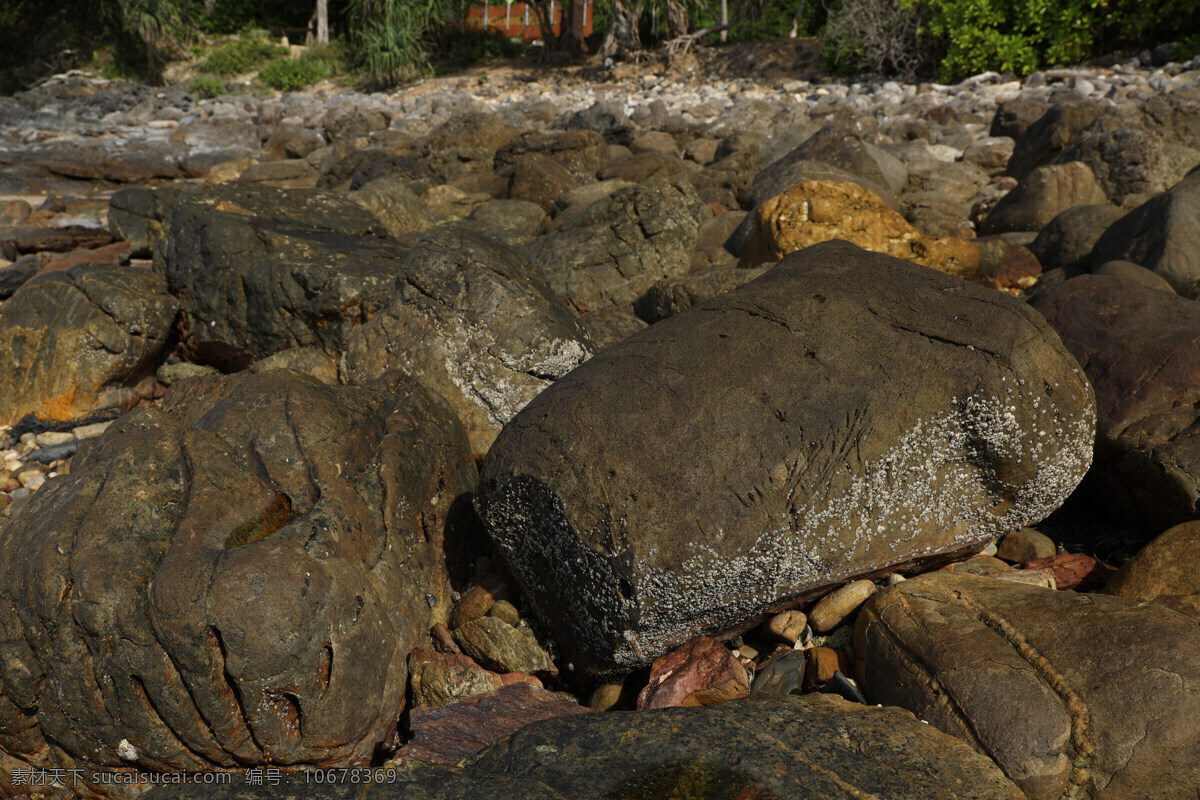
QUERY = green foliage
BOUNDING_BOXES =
[902,0,1200,81]
[203,33,289,75]
[348,0,446,86]
[195,0,315,35]
[188,74,226,97]
[259,44,342,91]
[1179,34,1200,61]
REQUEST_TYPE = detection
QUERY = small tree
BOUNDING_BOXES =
[348,0,445,85]
[118,0,185,85]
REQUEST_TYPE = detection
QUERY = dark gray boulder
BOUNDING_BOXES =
[1027,203,1124,275]
[108,186,184,257]
[344,228,593,459]
[155,183,408,363]
[0,370,476,779]
[1090,174,1200,294]
[523,179,705,314]
[477,240,1095,677]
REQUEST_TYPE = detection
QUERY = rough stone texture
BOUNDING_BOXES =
[343,227,592,459]
[1006,102,1108,182]
[0,264,177,425]
[395,683,588,765]
[980,161,1108,235]
[466,199,547,239]
[1090,174,1200,295]
[856,571,1200,800]
[155,183,407,363]
[494,130,610,183]
[1030,275,1200,529]
[577,307,647,350]
[505,153,576,212]
[108,186,183,257]
[248,347,339,385]
[739,181,980,279]
[0,370,476,779]
[0,224,113,255]
[476,240,1095,676]
[469,694,1026,799]
[0,256,40,299]
[524,179,706,314]
[597,152,698,183]
[408,650,542,709]
[453,617,557,676]
[1027,203,1124,275]
[636,636,750,710]
[633,266,767,323]
[349,179,437,238]
[1104,520,1200,617]
[744,156,897,212]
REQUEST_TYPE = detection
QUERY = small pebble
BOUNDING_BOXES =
[809,580,877,633]
[488,599,520,627]
[764,609,807,644]
[450,585,496,630]
[73,421,112,439]
[34,431,75,448]
[996,527,1057,563]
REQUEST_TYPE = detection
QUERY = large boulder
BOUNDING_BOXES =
[476,241,1095,677]
[1027,204,1124,275]
[344,228,593,459]
[1090,174,1200,294]
[0,264,177,425]
[155,183,408,364]
[0,370,476,779]
[1030,275,1200,529]
[856,571,1200,800]
[1104,520,1200,617]
[739,180,980,278]
[139,695,1024,800]
[979,161,1108,235]
[494,130,610,183]
[523,179,706,314]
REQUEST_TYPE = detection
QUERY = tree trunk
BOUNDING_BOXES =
[316,0,328,43]
[205,0,217,17]
[720,0,728,41]
[146,29,160,86]
[560,0,589,55]
[600,0,641,59]
[788,0,806,37]
[665,0,688,39]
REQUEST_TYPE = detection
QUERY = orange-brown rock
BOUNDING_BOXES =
[408,649,542,708]
[1104,520,1200,617]
[1023,553,1112,590]
[636,636,749,710]
[739,180,979,278]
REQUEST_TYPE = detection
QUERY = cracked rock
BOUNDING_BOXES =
[856,571,1200,800]
[476,240,1094,677]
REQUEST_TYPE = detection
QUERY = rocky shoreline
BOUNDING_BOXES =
[2,41,1200,799]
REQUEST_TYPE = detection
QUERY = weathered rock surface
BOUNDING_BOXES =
[1027,203,1124,275]
[856,571,1200,800]
[155,183,407,364]
[1105,520,1200,617]
[477,240,1094,676]
[453,617,557,676]
[739,181,980,278]
[523,179,706,313]
[343,227,593,458]
[494,130,610,183]
[0,370,475,776]
[408,649,542,709]
[107,186,183,257]
[1030,275,1200,529]
[348,179,437,238]
[636,636,750,710]
[980,161,1108,234]
[0,264,177,425]
[1090,174,1200,294]
[633,265,767,323]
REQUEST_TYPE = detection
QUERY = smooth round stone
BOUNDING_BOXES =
[764,609,808,644]
[451,584,497,630]
[72,421,112,439]
[34,431,75,448]
[996,527,1057,563]
[488,600,521,627]
[809,580,877,633]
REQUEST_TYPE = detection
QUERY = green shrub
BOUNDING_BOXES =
[259,46,339,91]
[348,0,445,86]
[188,74,226,98]
[822,0,934,77]
[203,33,288,75]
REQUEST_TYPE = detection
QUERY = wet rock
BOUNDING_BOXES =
[1027,204,1124,275]
[156,183,405,363]
[395,683,589,765]
[344,227,592,459]
[1090,174,1200,294]
[740,180,980,278]
[408,649,542,708]
[1030,275,1200,529]
[857,571,1200,800]
[476,240,1094,676]
[453,617,557,676]
[0,370,476,775]
[636,636,750,710]
[980,161,1108,235]
[524,179,705,314]
[1104,520,1200,617]
[0,264,177,425]
[749,650,806,697]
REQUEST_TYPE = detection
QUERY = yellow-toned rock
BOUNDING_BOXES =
[740,180,980,278]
